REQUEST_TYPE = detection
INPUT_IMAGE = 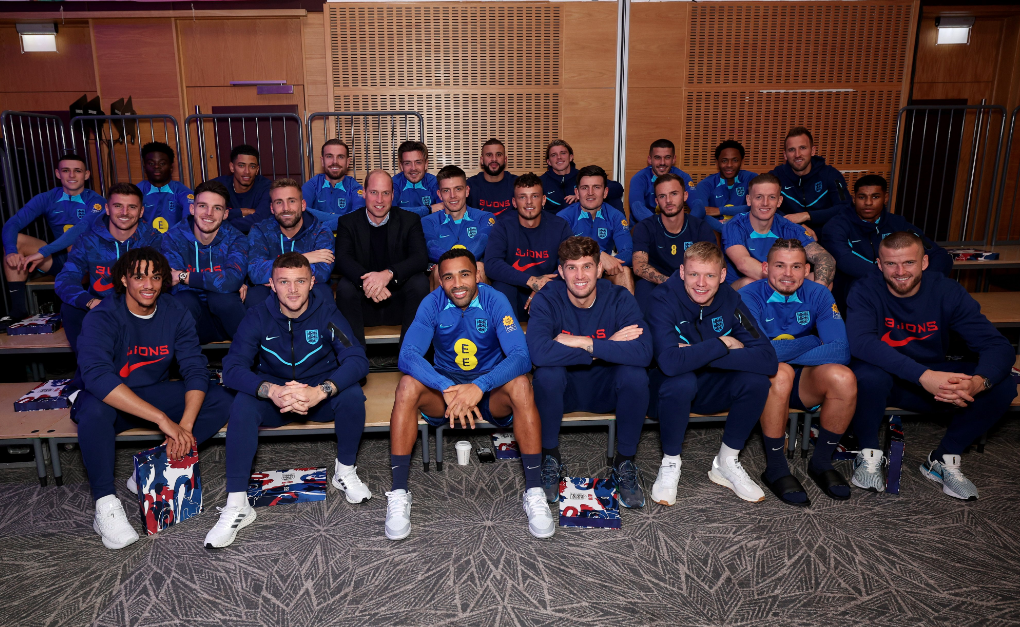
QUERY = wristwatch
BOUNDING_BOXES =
[981,376,992,391]
[320,380,336,398]
[178,271,188,284]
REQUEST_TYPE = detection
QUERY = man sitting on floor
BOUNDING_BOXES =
[73,247,232,549]
[207,252,370,548]
[386,248,554,541]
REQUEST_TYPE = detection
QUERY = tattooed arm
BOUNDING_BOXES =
[805,242,835,288]
[632,251,670,285]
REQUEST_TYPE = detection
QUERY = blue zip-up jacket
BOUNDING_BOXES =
[3,187,106,257]
[484,213,572,288]
[213,174,273,234]
[647,273,778,378]
[527,279,652,368]
[75,293,208,400]
[223,290,368,395]
[55,216,161,309]
[247,213,334,286]
[399,284,530,393]
[628,166,695,223]
[687,170,758,232]
[466,172,518,218]
[421,207,496,263]
[137,179,193,234]
[392,172,439,218]
[739,278,849,366]
[302,174,365,230]
[160,216,249,294]
[540,165,625,213]
[557,203,633,265]
[846,271,1015,386]
[769,156,850,226]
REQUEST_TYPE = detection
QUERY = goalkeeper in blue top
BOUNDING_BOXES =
[739,239,855,505]
[386,248,554,542]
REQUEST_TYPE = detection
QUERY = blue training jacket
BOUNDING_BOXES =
[421,207,496,263]
[137,179,193,234]
[223,290,368,395]
[2,187,106,258]
[160,216,249,294]
[687,170,758,232]
[628,166,695,223]
[392,172,439,218]
[540,165,625,213]
[213,174,273,234]
[247,213,334,285]
[769,156,850,226]
[302,174,365,230]
[557,203,633,265]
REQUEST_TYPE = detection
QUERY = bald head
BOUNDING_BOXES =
[364,169,394,223]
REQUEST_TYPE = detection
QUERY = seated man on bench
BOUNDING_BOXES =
[387,248,554,541]
[422,165,495,289]
[73,247,232,549]
[136,141,194,234]
[208,252,370,549]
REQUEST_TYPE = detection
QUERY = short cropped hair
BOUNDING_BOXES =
[436,165,467,184]
[748,173,782,194]
[193,180,230,205]
[684,241,725,267]
[272,251,311,273]
[364,169,393,190]
[879,231,923,253]
[767,238,808,262]
[653,172,686,192]
[650,139,675,154]
[545,139,573,160]
[715,140,745,160]
[854,174,888,194]
[230,144,259,162]
[576,164,608,187]
[270,178,302,193]
[785,126,813,146]
[397,140,429,162]
[111,247,171,296]
[141,141,175,163]
[514,172,543,190]
[106,182,143,204]
[438,247,476,269]
[558,236,601,266]
[482,138,505,151]
[321,138,350,157]
[57,153,87,168]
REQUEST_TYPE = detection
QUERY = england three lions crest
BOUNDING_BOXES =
[475,318,488,334]
[711,316,725,333]
[796,311,811,326]
[305,329,319,344]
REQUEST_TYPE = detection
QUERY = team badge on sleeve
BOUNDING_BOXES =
[475,318,488,333]
[711,316,724,333]
[797,311,811,325]
[93,203,102,211]
[357,189,364,197]
[621,219,628,227]
[305,329,319,345]
[488,217,495,226]
[832,303,842,319]
[502,315,517,332]
[187,194,194,200]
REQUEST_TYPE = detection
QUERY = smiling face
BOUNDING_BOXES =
[716,147,743,181]
[577,175,608,212]
[854,185,887,222]
[400,150,428,184]
[190,191,228,235]
[558,254,599,302]
[55,159,89,195]
[512,184,545,222]
[679,256,725,306]
[365,171,393,222]
[648,147,675,177]
[122,259,163,310]
[879,242,928,298]
[655,179,688,218]
[481,144,506,177]
[439,255,478,308]
[747,182,782,222]
[322,144,349,181]
[270,265,314,314]
[765,248,808,296]
[270,185,305,230]
[106,193,144,235]
[438,175,469,214]
[784,134,816,175]
[229,154,259,188]
[143,151,173,186]
[546,144,572,176]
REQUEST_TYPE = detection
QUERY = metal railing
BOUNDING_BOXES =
[306,111,424,180]
[70,114,185,197]
[184,112,305,188]
[1,111,69,234]
[991,105,1020,245]
[889,104,1006,247]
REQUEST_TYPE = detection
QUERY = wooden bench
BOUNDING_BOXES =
[973,292,1020,329]
[0,382,72,485]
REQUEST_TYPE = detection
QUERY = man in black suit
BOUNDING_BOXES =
[335,170,430,346]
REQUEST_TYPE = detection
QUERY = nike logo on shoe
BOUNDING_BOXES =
[119,357,167,378]
[512,259,544,272]
[881,331,933,347]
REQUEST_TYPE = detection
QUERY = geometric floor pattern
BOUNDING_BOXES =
[1,418,1018,627]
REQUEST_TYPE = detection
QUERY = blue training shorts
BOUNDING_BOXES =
[419,368,514,428]
[790,366,822,412]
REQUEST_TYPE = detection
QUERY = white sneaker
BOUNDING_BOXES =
[651,455,682,506]
[385,490,412,541]
[332,460,372,503]
[708,455,765,503]
[523,487,556,539]
[203,503,257,549]
[126,472,138,495]
[92,495,140,550]
[852,448,886,492]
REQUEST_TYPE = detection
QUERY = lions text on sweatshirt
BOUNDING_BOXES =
[137,179,194,234]
[466,172,517,218]
[769,156,850,226]
[213,174,273,235]
[421,207,496,263]
[484,213,572,288]
[3,187,106,258]
[846,271,1015,386]
[247,213,334,285]
[160,216,249,294]
[628,166,695,223]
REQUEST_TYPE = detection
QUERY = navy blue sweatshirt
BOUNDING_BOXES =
[769,156,851,227]
[646,274,778,378]
[527,279,652,368]
[466,172,518,218]
[223,290,369,396]
[75,293,209,400]
[540,164,625,213]
[213,174,273,234]
[484,213,572,288]
[846,271,1014,386]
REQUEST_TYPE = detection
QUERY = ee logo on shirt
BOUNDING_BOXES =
[454,338,478,371]
[153,217,169,233]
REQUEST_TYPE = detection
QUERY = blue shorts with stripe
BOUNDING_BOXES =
[419,368,513,428]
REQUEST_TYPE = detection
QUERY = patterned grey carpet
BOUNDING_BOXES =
[1,418,1019,627]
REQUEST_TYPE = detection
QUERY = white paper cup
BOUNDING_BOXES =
[455,441,472,465]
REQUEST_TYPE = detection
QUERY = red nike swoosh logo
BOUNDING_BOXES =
[512,259,544,272]
[92,276,112,292]
[119,357,167,378]
[881,331,933,347]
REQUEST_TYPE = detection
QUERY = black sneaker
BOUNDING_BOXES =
[540,455,563,503]
[611,459,646,509]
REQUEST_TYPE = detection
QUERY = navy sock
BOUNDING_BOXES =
[930,445,950,464]
[6,281,27,319]
[542,447,561,463]
[390,454,411,492]
[762,435,792,483]
[613,452,635,469]
[522,453,542,490]
[809,426,843,473]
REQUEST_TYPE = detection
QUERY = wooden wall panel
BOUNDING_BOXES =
[913,18,1003,85]
[91,19,183,116]
[177,18,305,87]
[185,86,306,111]
[0,23,96,109]
[560,2,616,173]
[303,12,328,116]
[561,88,615,173]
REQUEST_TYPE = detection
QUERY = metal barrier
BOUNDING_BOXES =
[306,111,424,180]
[184,112,305,188]
[889,104,1006,247]
[1,111,69,236]
[70,114,185,196]
[991,105,1020,245]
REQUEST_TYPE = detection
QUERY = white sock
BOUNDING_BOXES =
[225,491,248,509]
[336,460,354,473]
[662,454,681,465]
[718,443,741,463]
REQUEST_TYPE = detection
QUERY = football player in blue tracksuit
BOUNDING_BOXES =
[2,153,105,328]
[206,252,370,549]
[73,247,232,550]
[722,173,834,290]
[687,140,758,233]
[213,144,273,235]
[769,127,851,230]
[136,141,194,235]
[160,180,248,343]
[246,178,335,308]
[820,174,953,311]
[391,140,439,218]
[631,173,715,313]
[846,232,1016,501]
[528,236,652,507]
[55,183,160,353]
[627,139,695,223]
[484,173,572,319]
[739,239,856,505]
[466,139,517,219]
[557,165,634,294]
[541,139,625,213]
[646,241,779,506]
[386,248,554,541]
[422,165,496,287]
[302,139,366,231]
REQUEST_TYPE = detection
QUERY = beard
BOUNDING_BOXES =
[885,273,922,295]
[484,162,505,177]
[275,213,301,230]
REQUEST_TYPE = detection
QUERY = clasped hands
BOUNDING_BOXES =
[442,383,484,429]
[267,381,328,415]
[920,370,986,408]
